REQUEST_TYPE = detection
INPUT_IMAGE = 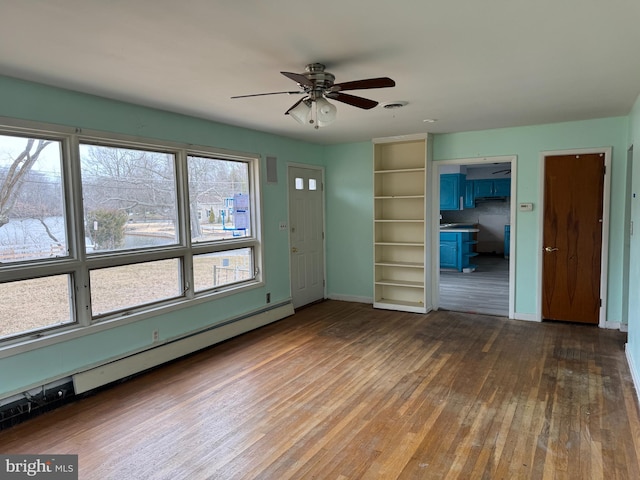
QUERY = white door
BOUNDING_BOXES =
[288,166,325,309]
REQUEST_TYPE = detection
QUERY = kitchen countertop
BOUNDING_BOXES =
[440,223,479,233]
[440,227,479,233]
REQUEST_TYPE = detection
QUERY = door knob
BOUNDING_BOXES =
[544,247,559,252]
[292,247,298,253]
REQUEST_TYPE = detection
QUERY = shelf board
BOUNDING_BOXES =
[373,299,426,314]
[374,195,425,199]
[374,167,425,174]
[375,261,424,268]
[374,242,424,247]
[374,219,424,223]
[375,279,424,288]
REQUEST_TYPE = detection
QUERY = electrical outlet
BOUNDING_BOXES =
[152,330,159,343]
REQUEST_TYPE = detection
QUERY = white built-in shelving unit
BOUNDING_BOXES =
[373,135,429,313]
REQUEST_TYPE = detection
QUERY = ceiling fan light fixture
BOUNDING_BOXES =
[289,99,312,125]
[315,97,337,127]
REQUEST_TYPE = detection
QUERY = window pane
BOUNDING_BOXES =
[187,156,250,242]
[309,178,317,190]
[295,177,304,190]
[0,275,73,339]
[0,134,67,263]
[90,259,181,316]
[80,144,178,253]
[193,248,253,292]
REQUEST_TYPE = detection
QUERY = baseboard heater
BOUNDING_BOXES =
[73,302,294,395]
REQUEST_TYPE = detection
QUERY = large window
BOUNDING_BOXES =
[0,126,262,343]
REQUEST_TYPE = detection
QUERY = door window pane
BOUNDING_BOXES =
[187,155,250,242]
[90,259,182,316]
[0,275,73,339]
[80,144,178,253]
[0,134,66,262]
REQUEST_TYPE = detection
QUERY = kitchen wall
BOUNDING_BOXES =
[441,200,510,254]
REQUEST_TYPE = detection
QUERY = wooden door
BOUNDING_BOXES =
[288,166,325,309]
[542,153,605,324]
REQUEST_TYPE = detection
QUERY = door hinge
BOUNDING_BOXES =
[322,231,325,240]
[599,298,602,307]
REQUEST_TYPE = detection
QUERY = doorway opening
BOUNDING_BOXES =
[434,156,516,318]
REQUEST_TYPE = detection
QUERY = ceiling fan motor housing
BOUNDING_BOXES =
[304,63,335,98]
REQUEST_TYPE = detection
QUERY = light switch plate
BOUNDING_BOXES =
[519,202,533,211]
[279,222,287,231]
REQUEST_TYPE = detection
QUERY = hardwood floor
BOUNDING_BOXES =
[1,301,638,479]
[440,254,509,316]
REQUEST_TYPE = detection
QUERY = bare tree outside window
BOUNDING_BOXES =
[0,135,65,262]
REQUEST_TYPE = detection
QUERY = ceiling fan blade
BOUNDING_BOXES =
[326,92,378,110]
[281,71,314,87]
[284,97,307,115]
[231,91,303,99]
[330,77,395,92]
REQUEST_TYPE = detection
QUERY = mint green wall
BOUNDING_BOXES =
[1,74,636,401]
[0,76,323,398]
[433,118,629,320]
[324,118,629,323]
[324,142,374,300]
[626,93,640,383]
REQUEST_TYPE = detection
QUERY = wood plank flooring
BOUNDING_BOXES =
[1,300,638,479]
[440,254,509,316]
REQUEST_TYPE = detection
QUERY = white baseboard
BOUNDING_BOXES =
[625,344,640,406]
[514,312,539,322]
[73,302,294,394]
[621,323,629,333]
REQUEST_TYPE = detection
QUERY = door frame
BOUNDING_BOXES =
[286,163,327,307]
[537,147,612,327]
[431,155,517,319]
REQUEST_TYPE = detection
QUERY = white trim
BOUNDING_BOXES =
[372,133,429,144]
[431,155,517,319]
[626,344,640,406]
[537,147,612,326]
[621,323,629,333]
[514,312,539,322]
[604,321,621,330]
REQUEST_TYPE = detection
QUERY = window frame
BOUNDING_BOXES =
[0,119,264,352]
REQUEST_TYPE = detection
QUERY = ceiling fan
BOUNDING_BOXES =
[231,63,395,128]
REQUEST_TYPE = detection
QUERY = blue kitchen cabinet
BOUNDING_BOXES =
[439,238,458,269]
[440,174,465,210]
[440,231,478,271]
[493,178,511,196]
[464,180,475,208]
[473,178,511,198]
[473,179,494,198]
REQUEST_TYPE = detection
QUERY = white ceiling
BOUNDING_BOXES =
[1,0,639,145]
